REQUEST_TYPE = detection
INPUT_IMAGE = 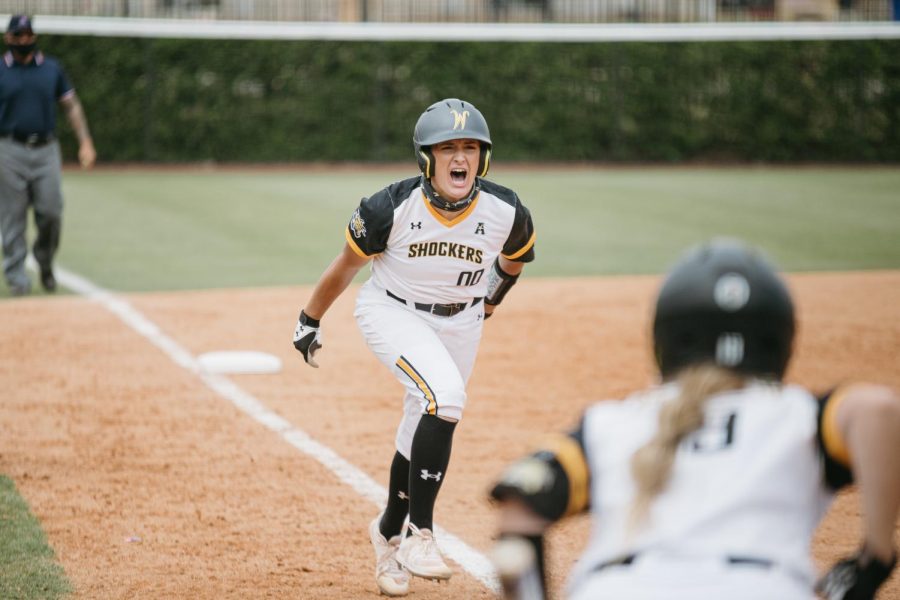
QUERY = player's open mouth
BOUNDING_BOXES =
[450,168,467,184]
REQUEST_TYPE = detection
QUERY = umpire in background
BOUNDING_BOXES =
[0,14,95,296]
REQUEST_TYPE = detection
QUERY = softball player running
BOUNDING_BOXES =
[488,239,898,600]
[293,98,535,596]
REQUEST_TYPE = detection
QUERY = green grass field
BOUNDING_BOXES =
[0,477,70,600]
[5,165,900,295]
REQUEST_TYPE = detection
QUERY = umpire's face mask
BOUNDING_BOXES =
[7,32,37,58]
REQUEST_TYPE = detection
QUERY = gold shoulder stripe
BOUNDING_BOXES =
[822,386,852,467]
[503,229,536,261]
[537,433,590,516]
[344,227,369,259]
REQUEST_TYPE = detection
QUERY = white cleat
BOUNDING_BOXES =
[369,516,410,597]
[395,523,453,581]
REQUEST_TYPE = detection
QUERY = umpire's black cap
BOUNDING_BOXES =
[7,15,34,34]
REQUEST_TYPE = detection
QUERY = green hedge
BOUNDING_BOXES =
[42,36,900,162]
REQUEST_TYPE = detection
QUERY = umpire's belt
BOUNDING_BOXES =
[386,289,482,317]
[592,553,773,572]
[3,132,55,148]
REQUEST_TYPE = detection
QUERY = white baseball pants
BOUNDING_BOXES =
[354,279,484,459]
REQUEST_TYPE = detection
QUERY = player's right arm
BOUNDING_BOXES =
[293,243,369,367]
[296,241,369,366]
[303,243,371,320]
[294,192,391,367]
[304,188,396,319]
[815,383,899,600]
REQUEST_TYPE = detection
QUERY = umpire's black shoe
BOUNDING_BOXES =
[40,268,57,293]
[10,283,30,297]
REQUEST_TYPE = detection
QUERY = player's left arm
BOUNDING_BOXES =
[484,256,524,319]
[815,383,900,600]
[489,418,591,599]
[485,199,535,318]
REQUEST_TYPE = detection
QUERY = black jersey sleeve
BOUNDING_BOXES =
[816,387,854,492]
[345,187,395,257]
[501,198,536,263]
[490,415,590,522]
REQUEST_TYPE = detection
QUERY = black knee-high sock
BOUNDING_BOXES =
[408,414,457,531]
[379,451,410,539]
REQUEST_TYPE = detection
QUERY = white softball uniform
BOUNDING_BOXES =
[347,176,535,458]
[563,382,850,600]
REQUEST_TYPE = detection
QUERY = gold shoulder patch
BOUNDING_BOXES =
[349,208,367,239]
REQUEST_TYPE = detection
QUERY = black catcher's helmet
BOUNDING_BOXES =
[413,98,492,182]
[653,239,795,380]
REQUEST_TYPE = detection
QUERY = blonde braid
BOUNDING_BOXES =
[629,365,744,531]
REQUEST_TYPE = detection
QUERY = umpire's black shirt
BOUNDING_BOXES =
[0,50,73,137]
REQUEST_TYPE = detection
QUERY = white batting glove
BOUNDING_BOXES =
[293,310,322,368]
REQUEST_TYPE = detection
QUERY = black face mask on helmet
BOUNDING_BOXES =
[421,177,482,213]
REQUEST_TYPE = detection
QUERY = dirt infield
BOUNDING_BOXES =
[1,271,898,599]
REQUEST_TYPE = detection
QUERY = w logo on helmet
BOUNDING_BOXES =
[451,109,470,131]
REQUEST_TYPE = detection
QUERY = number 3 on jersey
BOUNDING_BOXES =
[686,412,737,453]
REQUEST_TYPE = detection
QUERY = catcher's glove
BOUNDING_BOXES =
[815,547,896,600]
[293,310,322,368]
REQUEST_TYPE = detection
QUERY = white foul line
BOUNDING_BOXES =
[40,262,500,593]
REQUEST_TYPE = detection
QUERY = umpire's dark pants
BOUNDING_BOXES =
[0,137,63,291]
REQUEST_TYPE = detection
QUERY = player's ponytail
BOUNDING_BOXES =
[628,365,744,531]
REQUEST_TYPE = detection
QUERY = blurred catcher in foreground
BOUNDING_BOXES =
[489,238,898,600]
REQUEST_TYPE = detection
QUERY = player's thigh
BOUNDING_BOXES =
[436,306,484,384]
[29,143,63,218]
[355,291,467,414]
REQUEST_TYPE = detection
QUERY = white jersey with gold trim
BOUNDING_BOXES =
[345,176,535,305]
[568,382,836,598]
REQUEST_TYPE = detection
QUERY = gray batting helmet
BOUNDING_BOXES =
[653,238,795,380]
[413,98,492,180]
